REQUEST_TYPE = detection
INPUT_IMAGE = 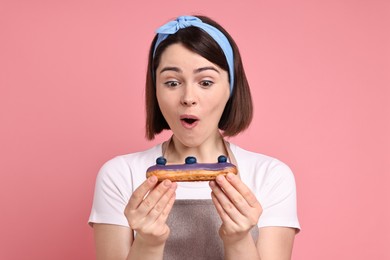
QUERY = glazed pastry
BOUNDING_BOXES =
[146,155,238,182]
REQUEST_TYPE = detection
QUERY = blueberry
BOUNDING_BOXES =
[156,157,167,165]
[218,155,227,163]
[185,156,197,164]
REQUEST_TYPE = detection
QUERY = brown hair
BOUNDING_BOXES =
[145,15,253,140]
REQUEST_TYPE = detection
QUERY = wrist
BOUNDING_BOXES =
[133,233,167,249]
[127,235,166,260]
[221,232,253,247]
[222,233,260,260]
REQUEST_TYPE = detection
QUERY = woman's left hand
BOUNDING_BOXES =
[209,173,263,244]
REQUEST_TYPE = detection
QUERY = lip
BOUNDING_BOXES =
[180,114,199,129]
[180,114,199,120]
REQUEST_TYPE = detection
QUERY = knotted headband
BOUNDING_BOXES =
[153,16,235,93]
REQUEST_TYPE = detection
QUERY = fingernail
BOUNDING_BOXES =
[227,173,235,180]
[209,181,216,187]
[216,175,224,183]
[170,182,177,189]
[149,176,157,183]
[163,179,172,187]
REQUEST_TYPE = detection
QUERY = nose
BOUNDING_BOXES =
[180,86,197,106]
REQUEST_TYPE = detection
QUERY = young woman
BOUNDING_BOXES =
[89,15,300,260]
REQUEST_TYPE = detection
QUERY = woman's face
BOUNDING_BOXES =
[156,43,230,147]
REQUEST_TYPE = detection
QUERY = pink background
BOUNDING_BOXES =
[1,0,389,259]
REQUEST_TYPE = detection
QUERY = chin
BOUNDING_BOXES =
[174,133,203,148]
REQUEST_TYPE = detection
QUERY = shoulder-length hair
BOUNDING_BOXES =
[145,15,253,140]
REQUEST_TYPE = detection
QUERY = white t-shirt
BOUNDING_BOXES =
[89,142,300,230]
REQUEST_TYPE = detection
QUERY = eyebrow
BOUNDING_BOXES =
[160,66,182,74]
[159,66,220,74]
[194,66,220,74]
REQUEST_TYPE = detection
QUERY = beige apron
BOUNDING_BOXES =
[161,138,259,259]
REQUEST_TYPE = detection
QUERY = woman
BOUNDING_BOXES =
[89,15,300,260]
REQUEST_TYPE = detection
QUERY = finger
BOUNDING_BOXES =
[225,173,261,208]
[211,191,235,226]
[128,176,158,210]
[148,182,177,220]
[145,192,177,239]
[137,179,174,215]
[156,191,176,225]
[210,180,243,224]
[215,175,250,216]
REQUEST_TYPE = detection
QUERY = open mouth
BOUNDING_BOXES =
[180,115,199,127]
[182,118,197,124]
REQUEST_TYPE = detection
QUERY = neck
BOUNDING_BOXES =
[165,134,228,164]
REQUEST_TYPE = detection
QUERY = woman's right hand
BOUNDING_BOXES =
[124,176,177,247]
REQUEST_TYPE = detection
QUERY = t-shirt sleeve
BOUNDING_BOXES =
[88,156,132,227]
[258,161,300,231]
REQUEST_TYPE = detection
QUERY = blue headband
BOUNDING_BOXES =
[153,16,235,93]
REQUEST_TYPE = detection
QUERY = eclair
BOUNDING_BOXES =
[146,155,237,182]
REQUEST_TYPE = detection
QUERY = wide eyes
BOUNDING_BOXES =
[163,80,214,88]
[164,81,180,88]
[199,80,214,88]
